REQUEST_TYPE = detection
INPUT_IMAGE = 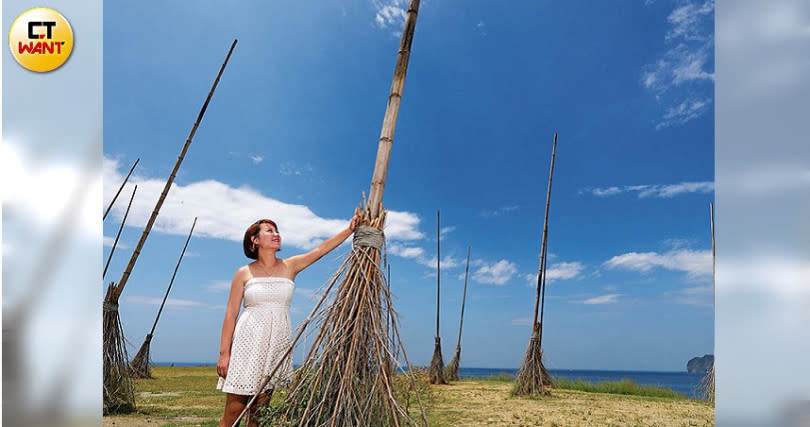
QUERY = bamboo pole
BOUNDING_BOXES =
[538,233,549,346]
[103,185,137,279]
[532,132,558,328]
[436,210,441,338]
[151,217,196,337]
[104,158,139,221]
[113,39,236,296]
[456,247,470,349]
[366,0,420,219]
[130,217,197,378]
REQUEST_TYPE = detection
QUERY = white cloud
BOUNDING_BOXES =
[384,210,425,240]
[122,295,205,308]
[388,243,424,259]
[547,262,585,281]
[641,0,714,128]
[583,294,620,305]
[584,181,713,198]
[524,261,585,286]
[103,157,423,250]
[667,0,715,42]
[472,259,518,285]
[417,255,462,270]
[251,155,264,164]
[373,0,406,29]
[656,96,712,129]
[604,249,712,279]
[440,226,456,237]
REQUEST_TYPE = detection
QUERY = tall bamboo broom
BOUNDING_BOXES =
[700,202,716,403]
[514,132,558,396]
[103,40,236,414]
[104,158,139,221]
[104,185,137,279]
[446,246,470,381]
[130,217,197,378]
[429,210,447,385]
[237,3,426,425]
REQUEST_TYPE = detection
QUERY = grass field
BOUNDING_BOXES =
[102,366,714,426]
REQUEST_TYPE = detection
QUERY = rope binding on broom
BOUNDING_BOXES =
[353,225,385,250]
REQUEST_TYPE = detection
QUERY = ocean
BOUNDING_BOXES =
[154,363,704,398]
[457,368,705,399]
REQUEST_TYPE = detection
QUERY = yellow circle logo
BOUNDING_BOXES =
[9,7,74,73]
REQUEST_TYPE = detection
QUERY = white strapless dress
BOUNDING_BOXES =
[217,276,294,395]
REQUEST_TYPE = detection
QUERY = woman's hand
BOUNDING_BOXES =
[217,353,230,378]
[349,208,362,232]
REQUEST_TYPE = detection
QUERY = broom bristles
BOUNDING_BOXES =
[129,335,153,379]
[699,364,715,403]
[513,331,554,396]
[445,347,460,381]
[429,337,446,385]
[262,220,426,426]
[103,283,136,414]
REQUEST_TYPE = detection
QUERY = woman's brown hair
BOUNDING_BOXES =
[243,219,279,259]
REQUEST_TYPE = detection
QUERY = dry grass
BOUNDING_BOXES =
[103,366,713,426]
[430,379,713,426]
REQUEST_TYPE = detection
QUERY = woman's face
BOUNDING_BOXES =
[253,222,281,251]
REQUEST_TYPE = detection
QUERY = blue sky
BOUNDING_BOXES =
[102,0,714,371]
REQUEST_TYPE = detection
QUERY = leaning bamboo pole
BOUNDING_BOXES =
[103,40,236,414]
[130,217,197,379]
[446,246,471,381]
[514,132,558,396]
[104,185,137,279]
[237,4,425,425]
[429,210,447,384]
[104,158,139,221]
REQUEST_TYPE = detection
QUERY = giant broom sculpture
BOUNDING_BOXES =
[429,210,447,384]
[103,40,236,414]
[514,132,558,396]
[238,2,426,426]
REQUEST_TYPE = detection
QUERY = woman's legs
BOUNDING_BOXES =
[220,392,248,427]
[220,388,274,427]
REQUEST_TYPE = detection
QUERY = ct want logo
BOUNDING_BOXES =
[9,7,74,72]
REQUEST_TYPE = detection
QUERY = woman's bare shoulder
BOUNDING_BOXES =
[233,264,253,282]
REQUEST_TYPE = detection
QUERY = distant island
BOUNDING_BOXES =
[687,354,714,373]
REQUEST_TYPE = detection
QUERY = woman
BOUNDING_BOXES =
[217,211,360,426]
